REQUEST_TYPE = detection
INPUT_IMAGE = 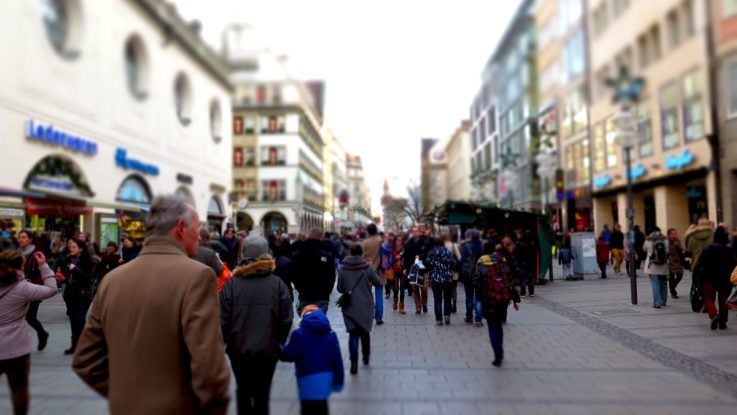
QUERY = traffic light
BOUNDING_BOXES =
[555,168,565,202]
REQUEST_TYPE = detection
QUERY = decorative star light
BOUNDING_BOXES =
[500,147,519,169]
[605,65,645,107]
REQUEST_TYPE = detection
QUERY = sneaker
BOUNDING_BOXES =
[444,316,450,325]
[474,321,484,327]
[376,320,384,326]
[350,361,358,375]
[529,294,535,298]
[422,306,428,313]
[38,331,49,352]
[672,294,679,299]
[719,322,727,330]
[415,310,421,315]
[491,359,502,367]
[464,317,473,324]
[436,321,443,326]
[653,305,661,309]
[520,294,527,298]
[385,293,390,299]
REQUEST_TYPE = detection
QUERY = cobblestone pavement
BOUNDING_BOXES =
[2,264,736,414]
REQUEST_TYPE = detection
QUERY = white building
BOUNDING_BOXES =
[0,0,232,245]
[325,130,350,232]
[223,24,327,235]
[346,155,372,228]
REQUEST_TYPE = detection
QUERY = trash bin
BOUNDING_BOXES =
[570,232,599,280]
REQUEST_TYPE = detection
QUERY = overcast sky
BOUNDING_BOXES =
[175,0,521,212]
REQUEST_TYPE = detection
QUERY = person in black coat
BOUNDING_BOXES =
[58,239,95,355]
[696,227,737,330]
[634,225,646,270]
[292,229,336,315]
[270,236,294,299]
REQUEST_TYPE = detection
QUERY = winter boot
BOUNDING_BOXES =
[393,299,398,311]
[399,303,406,314]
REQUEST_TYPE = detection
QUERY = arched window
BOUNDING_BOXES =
[175,186,196,208]
[124,35,149,99]
[41,0,81,59]
[208,196,223,215]
[174,73,193,126]
[210,100,222,143]
[116,176,151,205]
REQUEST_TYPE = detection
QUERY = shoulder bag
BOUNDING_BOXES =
[336,271,364,309]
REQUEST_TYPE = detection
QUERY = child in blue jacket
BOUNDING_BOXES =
[281,304,344,415]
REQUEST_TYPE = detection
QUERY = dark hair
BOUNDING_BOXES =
[68,239,91,262]
[0,250,23,286]
[350,243,363,256]
[482,241,495,256]
[714,227,729,245]
[18,229,35,241]
[367,223,378,236]
[106,241,119,250]
[433,237,444,247]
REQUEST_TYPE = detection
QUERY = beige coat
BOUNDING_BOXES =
[72,236,230,415]
[362,235,384,285]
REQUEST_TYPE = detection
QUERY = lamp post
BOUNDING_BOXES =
[606,66,644,305]
[535,143,557,281]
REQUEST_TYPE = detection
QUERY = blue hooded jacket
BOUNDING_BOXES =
[281,309,344,400]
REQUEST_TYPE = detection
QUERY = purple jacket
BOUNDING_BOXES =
[0,264,57,359]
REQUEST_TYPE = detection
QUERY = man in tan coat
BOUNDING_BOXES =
[72,195,230,415]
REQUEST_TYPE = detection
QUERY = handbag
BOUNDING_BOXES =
[336,272,364,309]
[726,286,737,311]
[690,283,703,313]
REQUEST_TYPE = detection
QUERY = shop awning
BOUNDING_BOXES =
[0,187,46,199]
[87,200,147,213]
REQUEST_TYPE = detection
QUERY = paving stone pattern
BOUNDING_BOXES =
[1,263,735,414]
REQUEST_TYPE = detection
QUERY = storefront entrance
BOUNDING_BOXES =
[262,211,287,236]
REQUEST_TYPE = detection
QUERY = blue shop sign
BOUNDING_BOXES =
[115,148,160,176]
[26,119,98,155]
[628,164,646,180]
[665,149,695,170]
[594,174,611,189]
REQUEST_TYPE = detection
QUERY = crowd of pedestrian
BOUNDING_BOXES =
[3,194,737,414]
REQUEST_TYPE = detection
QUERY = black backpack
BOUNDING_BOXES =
[460,245,478,281]
[651,240,667,265]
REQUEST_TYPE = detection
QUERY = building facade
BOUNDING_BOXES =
[223,24,327,235]
[444,121,472,202]
[470,0,539,210]
[346,155,372,229]
[536,0,592,231]
[0,0,232,245]
[588,0,717,238]
[712,0,737,227]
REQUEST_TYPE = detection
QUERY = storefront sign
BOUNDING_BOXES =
[176,173,193,185]
[0,208,24,218]
[628,164,646,180]
[665,149,695,170]
[115,148,160,176]
[25,156,95,197]
[26,119,98,155]
[594,174,611,189]
[26,198,92,216]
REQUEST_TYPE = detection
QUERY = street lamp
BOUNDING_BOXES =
[535,143,557,281]
[606,66,645,305]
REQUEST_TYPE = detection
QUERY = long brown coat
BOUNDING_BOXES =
[72,236,230,415]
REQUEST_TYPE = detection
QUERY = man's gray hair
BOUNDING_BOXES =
[145,195,193,236]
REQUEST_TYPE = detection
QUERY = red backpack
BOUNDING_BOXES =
[485,262,511,304]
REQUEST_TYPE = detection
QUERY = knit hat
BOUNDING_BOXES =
[301,304,319,317]
[240,234,269,260]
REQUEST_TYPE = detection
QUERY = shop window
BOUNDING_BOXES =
[116,176,151,205]
[261,146,287,166]
[262,180,286,202]
[727,57,737,119]
[245,179,257,201]
[124,35,148,100]
[682,69,704,141]
[562,86,587,137]
[208,197,223,215]
[210,100,222,144]
[660,82,681,149]
[605,116,620,167]
[174,73,193,126]
[41,0,81,59]
[638,98,653,158]
[233,116,244,135]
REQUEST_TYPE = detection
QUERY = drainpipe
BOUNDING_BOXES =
[704,0,724,222]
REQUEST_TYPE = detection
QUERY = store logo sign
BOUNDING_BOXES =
[115,148,160,176]
[628,164,646,180]
[594,174,611,189]
[665,149,695,170]
[26,119,98,155]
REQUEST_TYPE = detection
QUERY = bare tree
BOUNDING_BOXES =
[404,182,424,225]
[383,198,409,232]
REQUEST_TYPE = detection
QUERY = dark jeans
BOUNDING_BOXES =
[301,400,329,415]
[703,283,731,324]
[669,272,683,296]
[485,304,508,361]
[464,282,482,323]
[518,262,534,296]
[393,273,410,303]
[431,283,453,321]
[348,327,370,363]
[25,301,46,337]
[229,353,278,415]
[0,354,30,415]
[66,300,91,349]
[598,262,607,278]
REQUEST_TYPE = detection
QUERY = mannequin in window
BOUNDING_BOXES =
[269,148,278,165]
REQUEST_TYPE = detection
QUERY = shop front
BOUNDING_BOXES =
[207,196,226,234]
[114,175,152,244]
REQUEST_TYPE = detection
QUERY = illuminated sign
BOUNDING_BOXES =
[665,149,695,170]
[115,148,160,176]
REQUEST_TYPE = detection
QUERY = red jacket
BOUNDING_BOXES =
[596,240,610,264]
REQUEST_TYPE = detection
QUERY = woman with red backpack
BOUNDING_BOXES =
[473,242,521,367]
